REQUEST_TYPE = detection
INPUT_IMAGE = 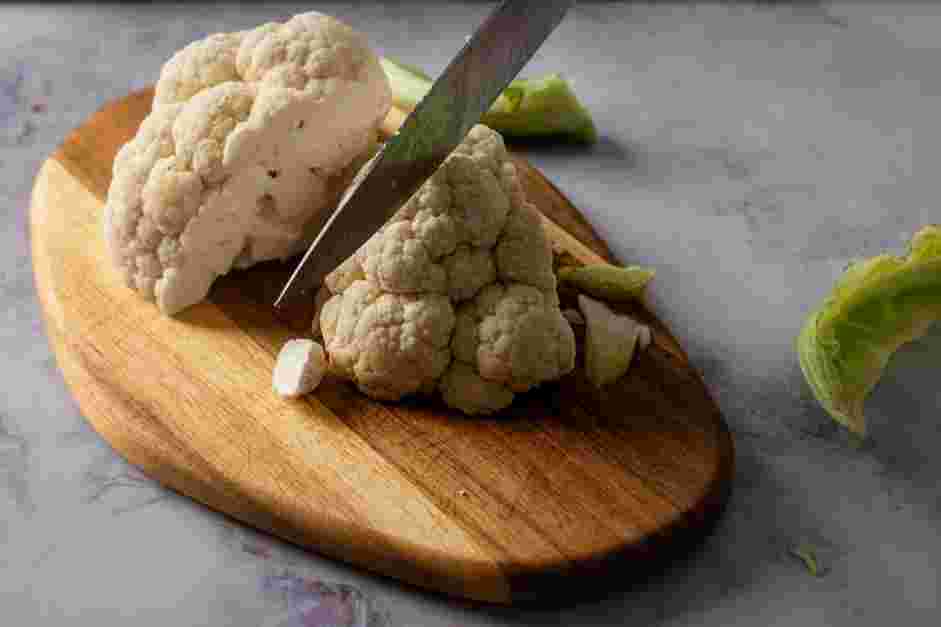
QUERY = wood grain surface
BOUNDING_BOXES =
[30,89,734,605]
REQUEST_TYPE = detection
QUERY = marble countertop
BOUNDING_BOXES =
[3,2,940,625]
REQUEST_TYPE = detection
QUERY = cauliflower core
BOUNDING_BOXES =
[104,13,392,315]
[319,125,576,415]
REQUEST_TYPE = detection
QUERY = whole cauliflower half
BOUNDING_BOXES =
[319,125,576,415]
[103,12,391,315]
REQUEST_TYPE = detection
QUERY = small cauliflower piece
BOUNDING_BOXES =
[559,264,655,303]
[578,294,640,388]
[104,12,392,315]
[273,339,327,398]
[318,125,575,414]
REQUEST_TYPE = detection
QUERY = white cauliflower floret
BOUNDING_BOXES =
[361,220,448,294]
[319,125,575,415]
[495,202,556,290]
[454,283,574,393]
[439,362,514,416]
[104,12,391,315]
[154,33,244,105]
[320,281,455,401]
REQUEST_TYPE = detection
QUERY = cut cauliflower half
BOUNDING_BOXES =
[104,12,391,315]
[319,125,575,415]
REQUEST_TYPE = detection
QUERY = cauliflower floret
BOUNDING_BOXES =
[320,280,455,400]
[273,339,327,398]
[439,362,514,416]
[320,125,575,415]
[496,202,556,290]
[104,12,391,315]
[443,244,496,302]
[154,32,245,105]
[455,283,574,393]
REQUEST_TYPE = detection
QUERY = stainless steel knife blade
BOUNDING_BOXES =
[275,0,573,307]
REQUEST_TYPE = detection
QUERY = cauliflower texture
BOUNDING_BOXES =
[319,125,575,415]
[104,13,391,315]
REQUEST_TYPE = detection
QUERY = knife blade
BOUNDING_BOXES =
[275,0,573,307]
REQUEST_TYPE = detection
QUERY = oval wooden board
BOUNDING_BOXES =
[30,89,734,605]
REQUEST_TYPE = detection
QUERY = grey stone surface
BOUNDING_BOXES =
[2,1,939,625]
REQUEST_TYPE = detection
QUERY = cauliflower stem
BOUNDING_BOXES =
[558,264,655,303]
[380,57,597,144]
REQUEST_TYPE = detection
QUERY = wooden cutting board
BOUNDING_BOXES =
[30,89,734,605]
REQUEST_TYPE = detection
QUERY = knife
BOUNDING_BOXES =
[275,0,573,307]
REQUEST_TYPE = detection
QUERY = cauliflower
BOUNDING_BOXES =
[273,339,327,398]
[319,125,576,415]
[104,12,391,315]
[578,294,641,388]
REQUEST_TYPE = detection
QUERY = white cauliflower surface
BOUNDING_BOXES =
[104,12,391,315]
[319,125,576,415]
[273,339,327,398]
